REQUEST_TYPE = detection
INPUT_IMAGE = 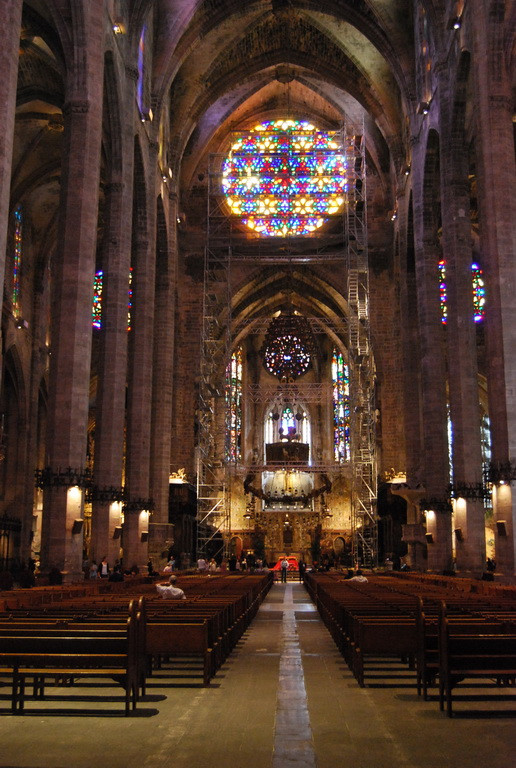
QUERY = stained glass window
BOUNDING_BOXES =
[265,401,310,447]
[481,411,492,510]
[264,334,311,381]
[332,350,350,462]
[471,263,486,322]
[12,205,22,317]
[226,347,243,462]
[439,260,485,324]
[137,25,146,114]
[438,259,447,324]
[127,267,133,331]
[222,119,347,237]
[92,269,133,331]
[280,406,295,436]
[447,405,454,484]
[92,270,103,329]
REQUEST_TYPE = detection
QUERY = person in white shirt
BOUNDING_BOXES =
[156,574,186,599]
[349,569,368,583]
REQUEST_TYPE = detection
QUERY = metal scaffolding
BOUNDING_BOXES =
[345,129,378,567]
[195,184,231,560]
[196,124,377,564]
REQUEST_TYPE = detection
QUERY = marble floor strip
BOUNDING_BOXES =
[272,583,318,768]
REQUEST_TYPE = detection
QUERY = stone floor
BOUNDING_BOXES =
[0,582,515,768]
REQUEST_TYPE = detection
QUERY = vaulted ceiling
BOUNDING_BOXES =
[152,0,416,192]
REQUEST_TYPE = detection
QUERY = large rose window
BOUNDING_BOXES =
[222,119,347,237]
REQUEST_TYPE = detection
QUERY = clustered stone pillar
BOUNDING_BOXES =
[0,0,23,378]
[472,1,516,574]
[412,146,453,571]
[40,7,105,579]
[439,68,485,576]
[123,140,157,569]
[89,64,137,569]
[148,186,178,563]
[90,178,133,567]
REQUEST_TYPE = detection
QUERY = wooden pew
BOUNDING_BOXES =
[415,600,513,699]
[351,616,417,687]
[0,614,140,715]
[438,609,516,717]
[145,621,213,686]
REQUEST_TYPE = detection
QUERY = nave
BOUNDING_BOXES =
[0,582,514,768]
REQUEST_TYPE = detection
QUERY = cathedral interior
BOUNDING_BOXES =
[0,0,515,583]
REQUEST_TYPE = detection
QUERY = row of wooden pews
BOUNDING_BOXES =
[305,571,516,716]
[0,572,273,715]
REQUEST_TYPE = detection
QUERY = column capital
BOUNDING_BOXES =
[63,99,90,116]
[125,65,139,82]
[488,94,512,110]
[105,181,124,193]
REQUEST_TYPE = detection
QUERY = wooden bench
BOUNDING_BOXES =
[438,612,516,716]
[145,620,213,686]
[0,615,140,715]
[351,616,417,686]
[415,600,512,699]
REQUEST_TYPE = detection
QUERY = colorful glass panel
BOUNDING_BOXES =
[92,270,103,329]
[137,25,146,113]
[280,406,295,436]
[481,412,492,510]
[222,119,347,237]
[226,348,243,462]
[332,350,350,462]
[264,334,311,381]
[439,260,485,324]
[471,262,486,323]
[92,269,133,331]
[439,259,447,324]
[13,205,22,317]
[127,267,133,331]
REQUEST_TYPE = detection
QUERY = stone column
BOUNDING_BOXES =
[397,191,424,485]
[90,178,132,566]
[439,70,485,575]
[472,2,516,573]
[123,138,157,569]
[40,8,104,580]
[148,186,178,564]
[0,0,23,377]
[412,135,453,571]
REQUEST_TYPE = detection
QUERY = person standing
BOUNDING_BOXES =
[280,556,289,583]
[98,557,110,579]
[298,559,306,582]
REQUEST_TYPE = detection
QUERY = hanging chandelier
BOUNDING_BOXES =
[261,311,317,382]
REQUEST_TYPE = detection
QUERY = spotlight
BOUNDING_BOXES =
[447,15,462,30]
[417,101,431,115]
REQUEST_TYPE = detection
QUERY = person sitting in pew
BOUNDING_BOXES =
[156,574,186,599]
[348,569,368,583]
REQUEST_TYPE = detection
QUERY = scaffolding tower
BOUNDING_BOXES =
[195,185,231,560]
[345,129,378,567]
[196,123,377,565]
